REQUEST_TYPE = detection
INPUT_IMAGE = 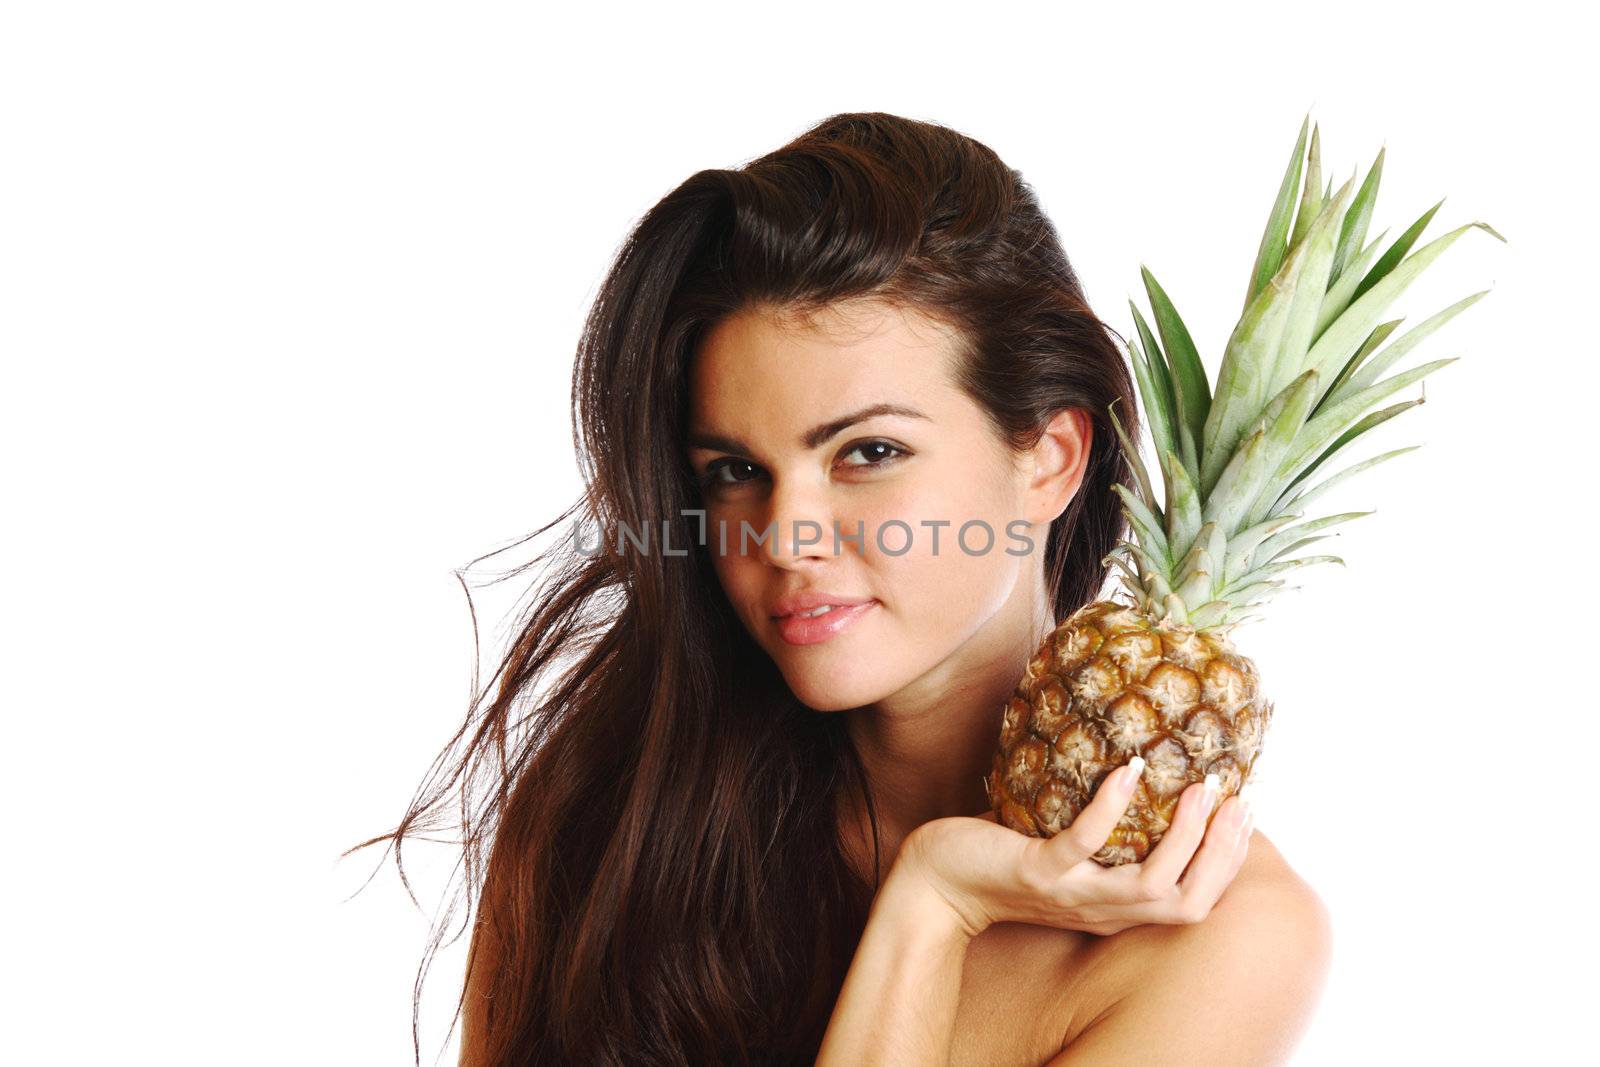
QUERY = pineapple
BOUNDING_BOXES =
[985,114,1504,865]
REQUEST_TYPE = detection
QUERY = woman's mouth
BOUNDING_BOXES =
[773,600,879,646]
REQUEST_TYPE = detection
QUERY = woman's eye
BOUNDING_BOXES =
[698,440,908,489]
[701,458,762,487]
[839,440,908,469]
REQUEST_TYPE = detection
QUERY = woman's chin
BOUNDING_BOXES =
[795,693,862,713]
[779,669,882,713]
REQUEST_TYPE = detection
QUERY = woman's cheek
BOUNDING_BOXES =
[901,483,1022,624]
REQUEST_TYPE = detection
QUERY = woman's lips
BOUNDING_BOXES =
[774,600,879,646]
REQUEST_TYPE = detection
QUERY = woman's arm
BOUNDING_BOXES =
[814,859,976,1065]
[816,763,1252,1064]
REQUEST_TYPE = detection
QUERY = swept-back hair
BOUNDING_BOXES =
[346,111,1136,1065]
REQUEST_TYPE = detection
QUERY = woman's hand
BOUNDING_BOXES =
[898,759,1254,939]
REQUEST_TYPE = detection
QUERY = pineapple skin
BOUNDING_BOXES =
[985,600,1272,866]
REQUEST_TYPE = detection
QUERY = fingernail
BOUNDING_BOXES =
[1123,756,1145,790]
[1202,772,1219,811]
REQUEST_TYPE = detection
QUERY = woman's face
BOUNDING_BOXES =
[685,297,1089,712]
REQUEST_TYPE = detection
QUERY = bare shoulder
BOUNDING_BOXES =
[1047,829,1334,1066]
[952,919,1101,1067]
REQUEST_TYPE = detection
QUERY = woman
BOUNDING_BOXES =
[353,111,1331,1065]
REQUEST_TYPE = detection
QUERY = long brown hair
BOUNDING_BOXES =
[345,111,1137,1065]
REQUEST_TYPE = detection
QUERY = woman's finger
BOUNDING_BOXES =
[1045,756,1144,866]
[1055,797,1256,931]
[1218,801,1255,886]
[1167,792,1252,920]
[1134,774,1222,891]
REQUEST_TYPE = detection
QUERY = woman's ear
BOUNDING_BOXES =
[1021,408,1092,525]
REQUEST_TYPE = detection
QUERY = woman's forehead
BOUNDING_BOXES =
[689,301,962,419]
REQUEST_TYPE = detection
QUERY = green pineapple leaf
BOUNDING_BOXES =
[1221,512,1303,588]
[1139,265,1211,462]
[1110,482,1172,567]
[1289,122,1324,250]
[1126,329,1178,482]
[1274,445,1420,517]
[1351,197,1446,305]
[1269,383,1439,517]
[1329,146,1385,286]
[1322,290,1490,414]
[1203,215,1321,496]
[1253,511,1374,566]
[1207,369,1321,537]
[1320,319,1404,415]
[1159,447,1203,564]
[1129,302,1185,479]
[1316,227,1392,338]
[1301,221,1498,405]
[1244,111,1312,314]
[1107,394,1160,520]
[1264,173,1356,406]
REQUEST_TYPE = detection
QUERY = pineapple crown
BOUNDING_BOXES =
[1104,113,1505,634]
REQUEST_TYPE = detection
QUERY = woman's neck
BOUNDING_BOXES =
[836,572,1056,887]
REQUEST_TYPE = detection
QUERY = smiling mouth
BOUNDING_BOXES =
[788,604,845,618]
[771,599,879,646]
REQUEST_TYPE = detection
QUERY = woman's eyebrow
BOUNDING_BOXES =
[687,402,930,454]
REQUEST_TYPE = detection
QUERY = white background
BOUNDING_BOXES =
[4,2,1592,1063]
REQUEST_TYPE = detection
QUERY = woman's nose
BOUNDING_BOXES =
[755,481,837,566]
